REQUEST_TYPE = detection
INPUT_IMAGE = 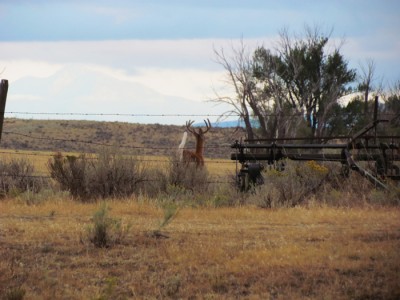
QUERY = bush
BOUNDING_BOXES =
[0,157,47,198]
[249,160,330,208]
[166,153,209,193]
[133,166,166,198]
[148,202,180,238]
[3,287,26,300]
[246,159,400,208]
[83,203,130,248]
[47,153,87,199]
[48,148,147,201]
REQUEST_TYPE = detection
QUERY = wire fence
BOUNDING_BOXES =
[0,112,240,185]
[0,172,233,185]
[0,131,235,169]
[5,111,399,117]
[1,110,240,169]
[1,110,398,184]
[5,112,231,117]
[2,131,233,151]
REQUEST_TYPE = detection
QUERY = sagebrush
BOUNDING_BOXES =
[48,148,146,200]
[0,157,47,198]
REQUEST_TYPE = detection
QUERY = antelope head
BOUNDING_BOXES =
[185,119,211,139]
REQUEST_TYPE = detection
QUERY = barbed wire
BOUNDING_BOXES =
[0,173,50,179]
[2,131,233,151]
[0,172,233,184]
[2,131,149,150]
[5,111,399,118]
[2,109,398,201]
[0,149,236,165]
[5,112,231,117]
[1,112,398,167]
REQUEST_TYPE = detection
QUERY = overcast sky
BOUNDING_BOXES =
[0,0,399,124]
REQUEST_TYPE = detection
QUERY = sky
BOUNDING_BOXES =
[0,0,399,125]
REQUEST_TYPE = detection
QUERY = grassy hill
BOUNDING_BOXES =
[0,118,243,159]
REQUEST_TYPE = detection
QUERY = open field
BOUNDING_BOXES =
[1,118,238,159]
[0,149,236,177]
[1,199,399,299]
[1,119,399,298]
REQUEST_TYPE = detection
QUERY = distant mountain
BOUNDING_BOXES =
[6,64,231,125]
[195,119,255,128]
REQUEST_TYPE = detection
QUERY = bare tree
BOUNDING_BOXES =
[213,40,292,140]
[358,59,376,115]
[213,40,259,140]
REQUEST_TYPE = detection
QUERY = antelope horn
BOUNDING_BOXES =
[186,120,196,134]
[203,119,211,134]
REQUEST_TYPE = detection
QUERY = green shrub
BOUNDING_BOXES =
[148,202,179,238]
[162,275,181,298]
[84,203,130,248]
[3,287,26,300]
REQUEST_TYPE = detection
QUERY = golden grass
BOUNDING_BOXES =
[0,148,235,177]
[1,199,399,299]
[0,149,54,174]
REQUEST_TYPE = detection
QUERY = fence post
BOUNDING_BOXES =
[0,79,9,142]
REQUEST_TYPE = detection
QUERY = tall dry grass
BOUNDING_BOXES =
[0,199,399,299]
[1,149,399,299]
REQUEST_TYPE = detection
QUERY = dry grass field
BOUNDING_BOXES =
[1,199,399,299]
[1,119,399,299]
[1,118,238,158]
[0,149,236,178]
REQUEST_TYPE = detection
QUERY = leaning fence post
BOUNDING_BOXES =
[0,79,9,142]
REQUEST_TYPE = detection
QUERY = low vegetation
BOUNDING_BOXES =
[0,118,399,298]
[0,200,399,299]
[47,149,146,200]
[83,203,131,248]
[0,157,48,199]
[1,148,398,207]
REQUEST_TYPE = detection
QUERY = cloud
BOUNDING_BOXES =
[339,34,400,84]
[0,40,215,70]
[1,36,397,86]
[130,68,227,101]
[0,38,272,69]
[0,59,65,83]
[0,38,269,98]
[9,94,43,102]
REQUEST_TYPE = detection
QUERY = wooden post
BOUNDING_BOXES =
[374,95,378,143]
[373,95,379,123]
[0,79,8,142]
